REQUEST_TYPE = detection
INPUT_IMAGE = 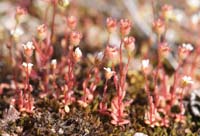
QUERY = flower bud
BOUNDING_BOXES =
[70,31,82,46]
[105,45,119,65]
[74,47,82,62]
[123,36,135,52]
[51,59,57,70]
[104,67,115,80]
[159,42,170,58]
[22,62,33,75]
[106,17,117,33]
[152,18,165,35]
[119,19,132,36]
[161,4,173,20]
[67,15,77,30]
[105,45,119,61]
[22,41,35,57]
[37,24,47,40]
[15,7,26,24]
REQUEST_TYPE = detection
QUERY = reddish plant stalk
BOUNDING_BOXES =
[144,73,151,103]
[119,40,123,78]
[102,79,108,103]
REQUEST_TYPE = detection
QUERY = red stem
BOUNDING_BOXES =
[190,51,198,77]
[144,74,151,103]
[119,40,123,79]
[102,79,108,103]
[179,87,185,114]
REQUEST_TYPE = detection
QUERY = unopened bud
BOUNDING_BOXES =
[105,45,119,60]
[15,7,26,24]
[152,18,165,35]
[142,59,149,73]
[74,47,82,62]
[37,24,47,40]
[159,42,170,58]
[67,15,77,30]
[161,4,173,20]
[119,19,132,36]
[70,31,82,46]
[51,59,57,70]
[106,17,117,33]
[123,36,135,52]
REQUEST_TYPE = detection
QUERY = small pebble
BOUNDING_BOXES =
[51,128,56,133]
[58,128,64,135]
[1,133,10,136]
[134,132,148,136]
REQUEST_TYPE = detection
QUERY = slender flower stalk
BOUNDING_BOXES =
[99,67,115,113]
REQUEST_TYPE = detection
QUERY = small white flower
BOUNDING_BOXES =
[22,62,33,67]
[104,67,115,80]
[22,41,35,57]
[75,47,82,57]
[182,43,193,51]
[51,59,57,69]
[22,41,35,50]
[51,59,57,65]
[22,62,33,74]
[142,59,149,70]
[104,67,112,73]
[10,27,24,37]
[74,47,82,61]
[182,76,194,85]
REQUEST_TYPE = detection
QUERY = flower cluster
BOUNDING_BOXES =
[1,2,198,132]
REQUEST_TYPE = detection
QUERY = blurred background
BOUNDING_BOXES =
[0,0,199,48]
[0,0,200,78]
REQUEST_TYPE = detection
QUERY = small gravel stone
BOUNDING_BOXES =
[134,132,148,136]
[58,128,64,135]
